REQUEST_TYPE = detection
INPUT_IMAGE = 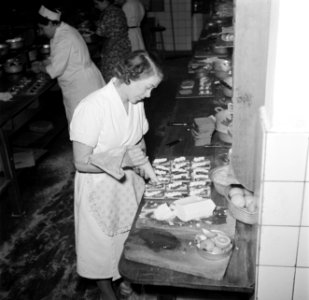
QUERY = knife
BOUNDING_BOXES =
[167,122,190,127]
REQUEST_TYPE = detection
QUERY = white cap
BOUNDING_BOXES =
[38,5,61,21]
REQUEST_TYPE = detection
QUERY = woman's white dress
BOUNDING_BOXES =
[46,22,105,123]
[70,79,148,280]
[122,0,145,51]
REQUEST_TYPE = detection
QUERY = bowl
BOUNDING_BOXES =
[224,186,258,225]
[196,230,234,261]
[209,165,239,195]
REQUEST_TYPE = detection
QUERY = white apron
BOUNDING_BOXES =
[46,22,105,123]
[123,0,145,51]
[70,79,148,280]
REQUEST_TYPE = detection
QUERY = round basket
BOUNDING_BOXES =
[209,165,239,195]
[224,186,258,225]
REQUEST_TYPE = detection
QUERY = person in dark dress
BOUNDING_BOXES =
[94,0,131,82]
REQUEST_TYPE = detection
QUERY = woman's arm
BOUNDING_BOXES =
[136,137,146,154]
[73,141,103,173]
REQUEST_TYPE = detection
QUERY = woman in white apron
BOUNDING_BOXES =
[122,0,146,51]
[32,4,105,124]
[70,51,163,299]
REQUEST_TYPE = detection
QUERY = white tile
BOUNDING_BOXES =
[297,227,309,267]
[261,182,303,226]
[264,132,308,181]
[302,183,309,226]
[256,266,294,300]
[259,226,298,266]
[294,268,309,300]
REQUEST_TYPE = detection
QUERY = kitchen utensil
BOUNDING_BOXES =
[4,58,23,74]
[168,122,189,127]
[167,121,194,132]
[0,43,9,56]
[5,37,24,50]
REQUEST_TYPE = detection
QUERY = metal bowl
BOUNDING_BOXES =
[5,37,24,50]
[0,43,9,56]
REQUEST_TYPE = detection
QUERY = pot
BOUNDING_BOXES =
[4,58,23,74]
[0,43,9,56]
[5,37,24,50]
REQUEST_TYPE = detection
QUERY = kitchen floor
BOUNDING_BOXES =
[0,55,252,300]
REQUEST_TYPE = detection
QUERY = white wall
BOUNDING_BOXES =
[255,0,309,299]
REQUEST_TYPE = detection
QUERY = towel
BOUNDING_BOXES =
[89,147,127,180]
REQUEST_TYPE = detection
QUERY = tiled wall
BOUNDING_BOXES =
[254,108,309,300]
[148,0,192,51]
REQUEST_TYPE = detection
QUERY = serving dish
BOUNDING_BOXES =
[195,229,233,261]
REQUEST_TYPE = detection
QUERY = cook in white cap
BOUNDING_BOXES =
[32,2,105,124]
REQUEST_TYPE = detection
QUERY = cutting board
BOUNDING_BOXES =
[123,199,236,280]
[124,226,232,280]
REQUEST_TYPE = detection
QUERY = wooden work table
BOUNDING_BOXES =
[119,94,256,296]
[0,71,57,215]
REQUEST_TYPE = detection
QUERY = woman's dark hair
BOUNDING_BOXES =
[113,50,164,84]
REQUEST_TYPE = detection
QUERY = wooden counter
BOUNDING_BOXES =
[0,72,57,215]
